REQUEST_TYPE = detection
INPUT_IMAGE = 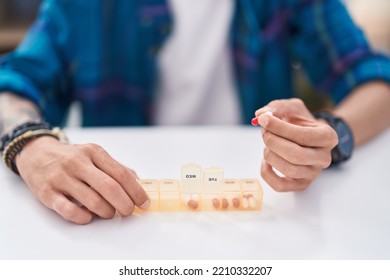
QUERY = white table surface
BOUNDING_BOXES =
[1,126,389,260]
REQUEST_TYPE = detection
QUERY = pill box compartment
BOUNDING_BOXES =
[222,179,243,211]
[139,179,160,212]
[240,179,263,210]
[159,179,181,211]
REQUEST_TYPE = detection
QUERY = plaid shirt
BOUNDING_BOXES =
[0,0,389,126]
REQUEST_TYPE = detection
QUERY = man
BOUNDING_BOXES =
[0,0,389,224]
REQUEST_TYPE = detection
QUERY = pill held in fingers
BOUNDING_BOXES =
[251,111,273,126]
[258,111,273,127]
[251,117,259,126]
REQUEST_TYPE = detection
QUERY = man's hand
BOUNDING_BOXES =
[253,98,338,192]
[15,136,150,224]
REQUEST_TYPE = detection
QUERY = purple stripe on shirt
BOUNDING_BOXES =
[261,0,315,41]
[262,9,290,41]
[319,48,371,90]
[139,5,169,18]
[76,80,144,102]
[233,49,258,69]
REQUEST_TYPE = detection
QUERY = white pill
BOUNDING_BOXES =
[248,196,257,208]
[243,198,249,209]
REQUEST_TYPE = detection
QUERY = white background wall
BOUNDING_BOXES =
[344,0,390,54]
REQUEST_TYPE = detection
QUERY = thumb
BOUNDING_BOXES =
[255,98,313,121]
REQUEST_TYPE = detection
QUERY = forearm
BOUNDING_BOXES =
[333,81,390,147]
[0,92,43,136]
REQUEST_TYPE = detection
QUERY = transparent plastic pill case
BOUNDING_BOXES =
[137,163,263,212]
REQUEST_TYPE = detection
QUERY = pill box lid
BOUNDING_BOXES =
[160,179,180,192]
[202,167,224,193]
[240,179,262,192]
[181,163,202,181]
[223,179,241,191]
[139,179,159,192]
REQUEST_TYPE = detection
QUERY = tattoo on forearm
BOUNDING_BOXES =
[0,93,43,136]
[20,107,41,121]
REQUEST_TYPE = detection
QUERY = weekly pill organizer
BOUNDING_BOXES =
[137,163,263,212]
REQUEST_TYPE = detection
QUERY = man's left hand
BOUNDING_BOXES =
[253,98,338,192]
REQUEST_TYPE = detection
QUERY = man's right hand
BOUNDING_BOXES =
[15,136,150,224]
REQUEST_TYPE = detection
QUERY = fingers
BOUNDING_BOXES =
[74,164,136,216]
[263,148,319,180]
[36,172,116,222]
[121,173,150,209]
[63,178,116,219]
[43,192,94,225]
[86,144,150,210]
[260,129,332,191]
[127,168,140,180]
[261,161,311,192]
[255,106,276,118]
[255,98,312,120]
[262,130,331,167]
[254,111,338,148]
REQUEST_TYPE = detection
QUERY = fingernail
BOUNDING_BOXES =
[258,112,273,126]
[251,117,259,126]
[139,199,150,210]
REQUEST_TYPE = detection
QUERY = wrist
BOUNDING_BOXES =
[0,122,68,175]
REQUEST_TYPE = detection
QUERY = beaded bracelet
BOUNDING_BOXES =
[1,122,68,175]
